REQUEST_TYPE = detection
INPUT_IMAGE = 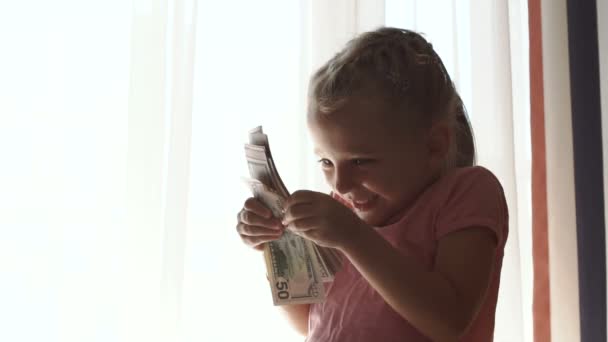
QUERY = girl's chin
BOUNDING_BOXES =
[357,211,390,227]
[356,205,404,227]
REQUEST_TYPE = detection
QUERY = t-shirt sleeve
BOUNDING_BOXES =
[434,167,508,245]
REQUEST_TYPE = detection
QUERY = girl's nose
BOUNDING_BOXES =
[333,166,356,195]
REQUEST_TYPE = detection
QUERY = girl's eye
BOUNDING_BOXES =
[318,158,333,167]
[352,158,372,166]
[317,158,373,167]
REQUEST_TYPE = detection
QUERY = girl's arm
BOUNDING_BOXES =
[340,225,497,342]
[278,304,310,336]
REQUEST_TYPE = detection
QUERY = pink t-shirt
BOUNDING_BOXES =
[306,166,509,342]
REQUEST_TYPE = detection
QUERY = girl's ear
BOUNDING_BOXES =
[427,120,452,165]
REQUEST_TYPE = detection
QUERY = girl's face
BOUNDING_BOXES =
[308,97,446,227]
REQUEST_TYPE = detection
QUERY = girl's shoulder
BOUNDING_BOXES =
[437,166,505,198]
[430,166,509,243]
[444,165,501,181]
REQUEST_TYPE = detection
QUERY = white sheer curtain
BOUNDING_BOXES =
[180,1,306,341]
[0,1,531,341]
[0,0,193,340]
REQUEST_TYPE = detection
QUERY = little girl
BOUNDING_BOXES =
[236,27,508,342]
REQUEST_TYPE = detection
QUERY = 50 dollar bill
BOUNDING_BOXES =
[243,178,326,305]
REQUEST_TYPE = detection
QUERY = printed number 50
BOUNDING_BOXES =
[276,281,289,300]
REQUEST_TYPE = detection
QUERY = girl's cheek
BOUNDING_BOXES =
[322,170,333,183]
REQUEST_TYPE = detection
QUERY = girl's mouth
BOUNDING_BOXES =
[351,195,379,211]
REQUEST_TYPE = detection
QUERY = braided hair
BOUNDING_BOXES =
[308,27,475,168]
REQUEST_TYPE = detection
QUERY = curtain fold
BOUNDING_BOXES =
[529,0,552,340]
[124,0,167,339]
[124,0,199,339]
[159,0,197,339]
[469,1,528,341]
[536,0,581,341]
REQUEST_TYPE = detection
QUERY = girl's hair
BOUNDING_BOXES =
[308,27,475,168]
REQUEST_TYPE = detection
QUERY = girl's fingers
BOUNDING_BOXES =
[252,243,266,251]
[238,209,282,230]
[236,198,284,252]
[244,197,273,218]
[282,202,315,226]
[284,190,317,207]
[285,217,319,233]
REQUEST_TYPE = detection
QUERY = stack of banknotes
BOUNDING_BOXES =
[243,126,342,305]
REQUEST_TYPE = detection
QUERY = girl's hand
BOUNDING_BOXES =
[281,190,368,250]
[236,197,285,251]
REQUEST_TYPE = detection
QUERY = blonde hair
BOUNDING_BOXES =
[308,27,475,168]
